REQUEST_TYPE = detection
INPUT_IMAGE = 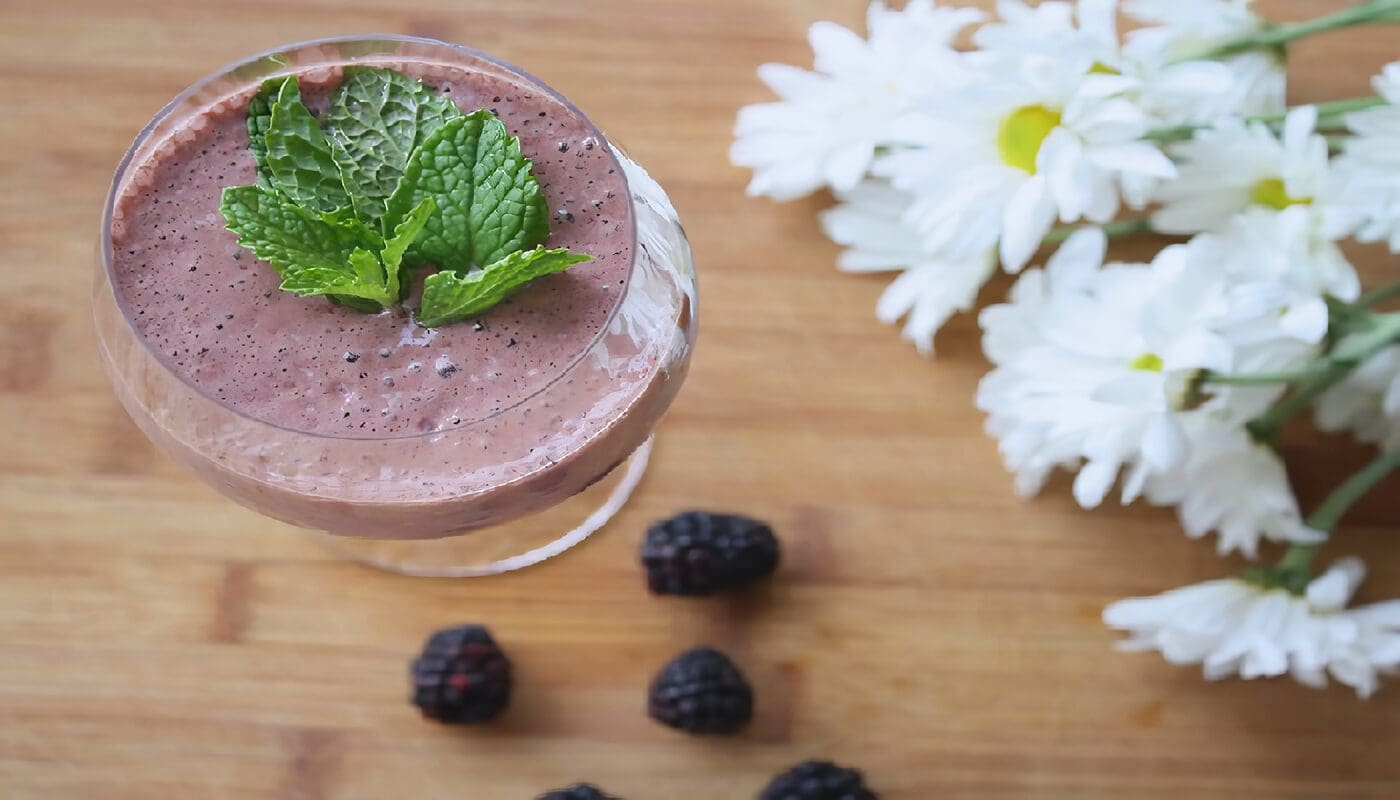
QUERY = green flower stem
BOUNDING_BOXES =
[1044,217,1154,244]
[1247,312,1400,443]
[1246,361,1357,444]
[1255,97,1384,126]
[1354,281,1400,310]
[1271,448,1400,582]
[1145,97,1385,144]
[1194,0,1400,61]
[1205,369,1320,387]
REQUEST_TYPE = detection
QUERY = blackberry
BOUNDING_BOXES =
[647,646,753,734]
[641,511,779,596]
[758,760,878,800]
[536,785,618,800]
[410,624,511,724]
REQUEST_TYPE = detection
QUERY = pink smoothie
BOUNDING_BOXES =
[101,50,693,538]
[112,62,632,438]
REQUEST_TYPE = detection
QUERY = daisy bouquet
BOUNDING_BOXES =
[733,0,1400,697]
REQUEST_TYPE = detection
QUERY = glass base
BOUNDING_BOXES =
[314,436,653,577]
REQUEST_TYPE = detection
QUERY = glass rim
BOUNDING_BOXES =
[98,33,643,443]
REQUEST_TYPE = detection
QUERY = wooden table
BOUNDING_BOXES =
[4,1,1400,797]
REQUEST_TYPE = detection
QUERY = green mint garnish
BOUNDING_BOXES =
[263,77,351,213]
[325,67,463,220]
[278,198,435,307]
[245,80,278,190]
[384,110,550,272]
[218,67,591,326]
[418,247,592,328]
[221,185,365,276]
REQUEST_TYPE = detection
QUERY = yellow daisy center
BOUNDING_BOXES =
[1250,177,1312,210]
[1130,353,1164,372]
[997,105,1062,174]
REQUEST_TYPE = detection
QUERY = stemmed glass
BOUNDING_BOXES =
[93,35,697,577]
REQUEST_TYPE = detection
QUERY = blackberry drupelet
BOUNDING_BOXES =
[536,784,618,800]
[647,646,753,734]
[758,760,878,800]
[641,510,780,596]
[410,624,511,724]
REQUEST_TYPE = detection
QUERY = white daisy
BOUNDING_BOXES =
[976,232,1235,506]
[1104,558,1400,697]
[1123,0,1285,124]
[879,65,1176,271]
[821,181,996,353]
[1143,419,1323,557]
[730,0,983,201]
[1152,106,1329,234]
[977,222,1336,511]
[1182,211,1359,345]
[978,0,1284,129]
[1329,62,1400,250]
[1314,345,1400,451]
[971,0,1119,74]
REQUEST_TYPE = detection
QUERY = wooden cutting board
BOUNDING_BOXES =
[2,1,1399,797]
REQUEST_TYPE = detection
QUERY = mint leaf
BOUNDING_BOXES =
[415,93,462,147]
[417,247,591,327]
[280,249,395,307]
[264,78,349,213]
[325,68,463,220]
[222,187,434,311]
[246,78,284,190]
[220,185,362,277]
[318,207,384,251]
[384,110,550,272]
[381,198,435,301]
[226,67,585,324]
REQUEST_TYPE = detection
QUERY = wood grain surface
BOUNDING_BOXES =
[3,1,1400,797]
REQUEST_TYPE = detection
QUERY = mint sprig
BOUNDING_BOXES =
[418,247,593,327]
[278,198,435,307]
[221,185,364,275]
[384,110,551,272]
[325,67,460,220]
[220,67,591,326]
[246,80,277,190]
[264,78,350,213]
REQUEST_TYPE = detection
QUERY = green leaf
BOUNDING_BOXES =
[324,67,462,220]
[264,77,349,213]
[380,198,435,301]
[246,78,284,190]
[417,247,591,327]
[279,248,395,307]
[220,185,361,277]
[318,207,384,251]
[221,186,435,314]
[415,93,462,147]
[327,295,386,314]
[222,186,435,311]
[226,67,582,322]
[383,110,550,272]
